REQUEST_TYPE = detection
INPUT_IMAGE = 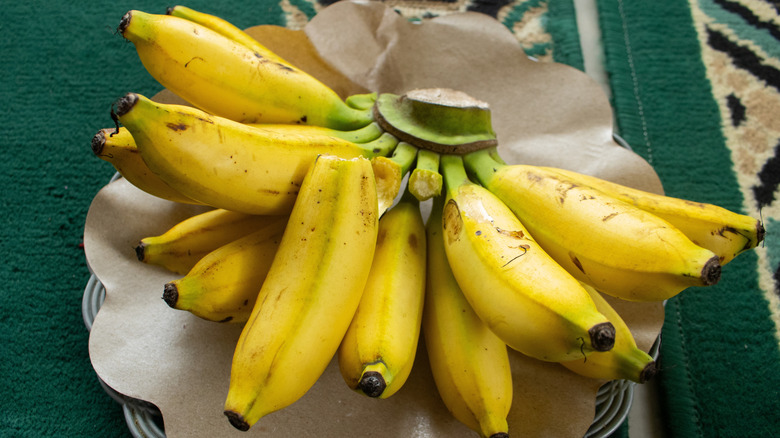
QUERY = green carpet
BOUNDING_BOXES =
[597,0,780,437]
[2,0,777,437]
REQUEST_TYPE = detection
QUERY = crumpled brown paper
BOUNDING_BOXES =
[86,2,664,437]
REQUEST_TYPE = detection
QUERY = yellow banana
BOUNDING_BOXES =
[162,219,287,324]
[91,127,199,204]
[440,155,615,362]
[464,149,722,302]
[423,195,512,438]
[224,155,379,431]
[409,149,443,201]
[560,282,656,383]
[118,10,372,129]
[165,5,290,64]
[136,209,286,275]
[537,166,764,265]
[113,93,398,215]
[337,190,427,399]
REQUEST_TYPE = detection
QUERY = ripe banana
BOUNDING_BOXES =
[118,10,372,129]
[560,282,656,383]
[91,127,199,204]
[423,195,512,438]
[165,5,290,65]
[464,149,722,302]
[440,154,615,362]
[136,209,286,275]
[337,190,427,399]
[162,219,287,324]
[113,92,398,215]
[409,149,443,201]
[223,155,379,431]
[536,166,764,265]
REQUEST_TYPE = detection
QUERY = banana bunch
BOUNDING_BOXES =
[92,5,766,436]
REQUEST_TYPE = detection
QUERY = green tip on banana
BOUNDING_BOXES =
[358,371,387,398]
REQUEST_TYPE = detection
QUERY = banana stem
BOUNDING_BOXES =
[416,149,440,174]
[346,93,378,110]
[440,154,470,194]
[408,149,443,201]
[361,133,400,158]
[463,148,505,187]
[389,142,418,177]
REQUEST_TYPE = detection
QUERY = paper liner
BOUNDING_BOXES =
[86,2,665,437]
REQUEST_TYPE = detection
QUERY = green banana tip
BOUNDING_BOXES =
[224,410,251,431]
[358,371,386,398]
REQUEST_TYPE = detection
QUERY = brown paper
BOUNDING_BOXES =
[86,2,665,437]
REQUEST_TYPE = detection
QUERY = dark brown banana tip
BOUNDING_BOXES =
[162,283,179,308]
[134,242,146,262]
[756,220,766,245]
[489,433,509,438]
[118,11,132,36]
[358,371,386,398]
[91,130,106,156]
[165,7,174,15]
[224,410,250,432]
[639,361,658,384]
[701,256,722,286]
[114,93,139,117]
[589,322,616,352]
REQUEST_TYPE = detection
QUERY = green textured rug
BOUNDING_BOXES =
[2,0,778,437]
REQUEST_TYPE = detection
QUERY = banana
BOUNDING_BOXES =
[423,195,512,438]
[367,142,417,215]
[247,121,384,144]
[118,10,372,129]
[560,282,656,383]
[165,5,290,64]
[409,148,443,201]
[136,209,286,275]
[224,155,379,431]
[464,149,722,302]
[162,219,287,324]
[440,154,615,362]
[536,166,764,265]
[113,93,398,215]
[337,189,427,399]
[91,127,200,204]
